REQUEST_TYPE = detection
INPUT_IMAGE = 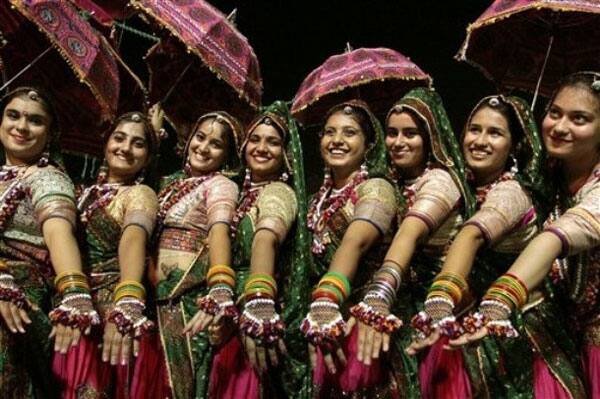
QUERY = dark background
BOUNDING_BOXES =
[114,1,530,186]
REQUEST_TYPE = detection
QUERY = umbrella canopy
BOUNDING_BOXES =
[0,0,146,155]
[457,0,600,99]
[131,0,262,131]
[291,46,432,125]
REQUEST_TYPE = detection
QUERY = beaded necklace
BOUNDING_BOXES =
[307,166,368,255]
[0,165,28,233]
[231,180,270,237]
[474,171,514,207]
[78,183,124,225]
[155,172,217,235]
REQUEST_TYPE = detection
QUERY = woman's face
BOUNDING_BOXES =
[187,118,229,176]
[320,111,367,177]
[244,122,284,182]
[542,85,600,162]
[0,96,52,165]
[463,106,513,184]
[105,120,150,182]
[385,111,427,176]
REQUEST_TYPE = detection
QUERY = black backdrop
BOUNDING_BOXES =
[114,0,541,189]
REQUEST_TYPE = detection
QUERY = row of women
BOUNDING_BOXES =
[0,70,599,399]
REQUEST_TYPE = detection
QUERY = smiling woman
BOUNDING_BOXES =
[0,87,99,398]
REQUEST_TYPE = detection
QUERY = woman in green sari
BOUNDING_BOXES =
[152,111,242,399]
[206,101,312,399]
[300,100,400,397]
[350,87,475,398]
[407,95,586,398]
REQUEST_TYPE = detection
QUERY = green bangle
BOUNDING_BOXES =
[323,271,351,294]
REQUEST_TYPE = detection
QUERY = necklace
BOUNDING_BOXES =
[307,167,368,255]
[78,183,124,225]
[0,165,29,233]
[474,171,514,206]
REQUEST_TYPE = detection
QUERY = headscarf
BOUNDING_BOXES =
[465,95,548,213]
[387,87,476,216]
[183,111,243,176]
[240,100,312,315]
[0,86,64,168]
[322,99,389,178]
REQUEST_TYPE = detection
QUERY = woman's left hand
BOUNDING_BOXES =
[101,321,140,365]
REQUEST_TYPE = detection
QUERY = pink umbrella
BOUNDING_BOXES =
[291,45,432,125]
[131,0,262,130]
[457,0,600,108]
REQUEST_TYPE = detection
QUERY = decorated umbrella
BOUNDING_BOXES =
[131,0,262,138]
[67,0,131,27]
[457,0,600,108]
[291,45,432,125]
[0,0,146,156]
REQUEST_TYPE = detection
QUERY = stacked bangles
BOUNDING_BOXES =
[107,280,153,336]
[0,260,28,309]
[411,271,468,339]
[239,273,285,345]
[49,270,100,330]
[300,272,351,349]
[463,273,527,338]
[197,264,239,321]
[350,260,403,333]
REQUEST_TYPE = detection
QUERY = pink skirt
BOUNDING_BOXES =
[52,332,170,399]
[209,335,260,399]
[582,344,600,398]
[418,337,471,399]
[313,326,383,394]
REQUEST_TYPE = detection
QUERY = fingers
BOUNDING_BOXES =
[256,345,268,373]
[268,345,279,368]
[335,346,347,368]
[277,338,287,356]
[244,336,258,370]
[102,325,115,362]
[382,333,391,353]
[120,335,132,365]
[405,330,440,356]
[18,307,31,325]
[0,302,18,333]
[9,304,25,334]
[448,334,470,347]
[356,322,367,362]
[466,327,489,344]
[197,312,214,332]
[54,324,73,354]
[133,338,141,357]
[183,312,203,335]
[110,331,123,365]
[362,328,375,365]
[323,352,337,374]
[308,344,317,369]
[345,317,356,336]
[371,331,383,361]
[70,328,82,348]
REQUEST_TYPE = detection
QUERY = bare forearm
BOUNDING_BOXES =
[43,218,82,274]
[208,223,231,266]
[504,232,562,290]
[383,217,429,272]
[118,226,148,283]
[250,230,279,276]
[329,220,381,281]
[440,225,485,278]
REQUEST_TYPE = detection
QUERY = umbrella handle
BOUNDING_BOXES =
[531,35,554,112]
[0,46,53,93]
[161,60,194,105]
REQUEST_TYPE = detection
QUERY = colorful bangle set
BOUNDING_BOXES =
[412,272,469,339]
[244,273,277,302]
[54,270,91,296]
[483,273,528,311]
[312,271,351,305]
[463,273,528,338]
[113,280,146,302]
[207,264,236,290]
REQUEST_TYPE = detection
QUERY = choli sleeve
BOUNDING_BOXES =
[255,182,298,243]
[465,180,532,244]
[546,184,600,256]
[26,167,77,228]
[206,175,239,229]
[406,168,461,232]
[122,185,159,236]
[353,178,396,235]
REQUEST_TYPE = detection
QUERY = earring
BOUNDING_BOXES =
[36,141,50,167]
[280,171,289,182]
[243,167,252,190]
[97,160,109,184]
[510,154,519,175]
[360,163,369,179]
[135,168,146,184]
[184,159,192,176]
